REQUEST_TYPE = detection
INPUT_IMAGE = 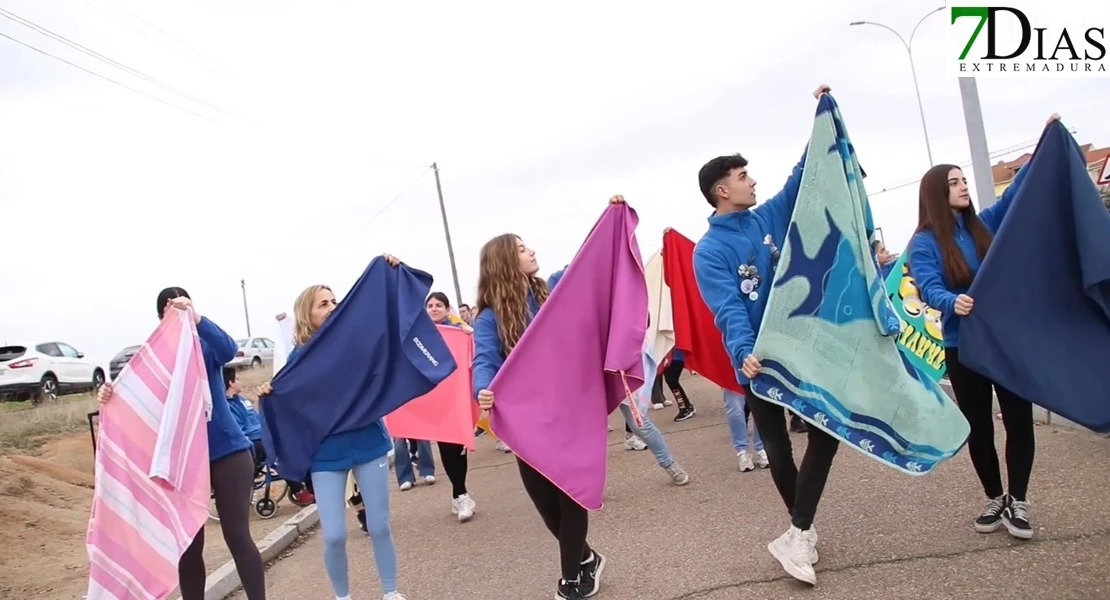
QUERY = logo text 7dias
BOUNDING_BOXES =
[946,1,1107,78]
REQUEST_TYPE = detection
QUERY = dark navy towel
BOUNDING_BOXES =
[260,258,458,480]
[961,122,1110,433]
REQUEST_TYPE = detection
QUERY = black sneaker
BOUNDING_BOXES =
[1002,497,1033,540]
[578,551,607,597]
[356,509,367,533]
[674,406,696,422]
[974,495,1007,533]
[789,415,808,433]
[555,579,584,600]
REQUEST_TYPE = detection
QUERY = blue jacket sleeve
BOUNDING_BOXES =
[754,146,807,232]
[471,311,503,397]
[196,316,238,365]
[906,233,958,315]
[547,266,568,291]
[693,246,755,366]
[979,162,1027,233]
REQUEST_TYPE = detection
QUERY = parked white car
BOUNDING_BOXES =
[227,337,275,369]
[0,341,106,404]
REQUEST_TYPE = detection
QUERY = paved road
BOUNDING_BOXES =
[231,376,1110,600]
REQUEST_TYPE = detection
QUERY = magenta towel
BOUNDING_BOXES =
[488,203,648,510]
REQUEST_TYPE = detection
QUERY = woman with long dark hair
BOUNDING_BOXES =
[423,291,478,522]
[472,197,625,600]
[98,289,266,599]
[906,113,1058,541]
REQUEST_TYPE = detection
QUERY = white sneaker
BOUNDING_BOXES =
[801,526,819,564]
[767,526,816,585]
[652,402,665,410]
[494,439,511,453]
[383,592,407,600]
[399,481,413,491]
[608,423,615,432]
[663,399,673,407]
[452,493,476,522]
[755,449,769,469]
[737,450,755,472]
[423,475,436,485]
[624,436,648,451]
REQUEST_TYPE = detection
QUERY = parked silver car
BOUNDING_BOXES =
[227,337,275,369]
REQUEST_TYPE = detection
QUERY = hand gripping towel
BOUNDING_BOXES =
[962,122,1110,433]
[86,308,211,600]
[749,94,969,475]
[260,258,458,482]
[489,203,648,510]
[383,325,481,448]
[663,229,743,393]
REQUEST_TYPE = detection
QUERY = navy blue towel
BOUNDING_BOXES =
[961,122,1110,433]
[260,258,458,480]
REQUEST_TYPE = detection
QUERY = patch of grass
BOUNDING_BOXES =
[0,394,99,453]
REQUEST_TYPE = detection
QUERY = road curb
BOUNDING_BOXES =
[203,504,320,600]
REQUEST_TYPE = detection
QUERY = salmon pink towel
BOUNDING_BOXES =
[86,308,212,600]
[383,325,480,448]
[489,203,648,510]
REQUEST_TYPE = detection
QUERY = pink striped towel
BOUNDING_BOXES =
[86,308,212,600]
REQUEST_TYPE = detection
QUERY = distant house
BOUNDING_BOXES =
[992,143,1110,198]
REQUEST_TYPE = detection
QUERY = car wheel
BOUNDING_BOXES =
[92,369,105,393]
[251,356,262,369]
[36,374,58,405]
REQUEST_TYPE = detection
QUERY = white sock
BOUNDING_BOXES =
[337,595,352,600]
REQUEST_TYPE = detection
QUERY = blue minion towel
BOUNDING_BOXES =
[749,94,970,475]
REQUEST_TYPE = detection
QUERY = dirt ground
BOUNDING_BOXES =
[0,368,296,600]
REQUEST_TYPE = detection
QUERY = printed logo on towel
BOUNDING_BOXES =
[412,337,439,367]
[945,1,1107,78]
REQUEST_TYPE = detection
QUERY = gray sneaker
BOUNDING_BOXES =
[664,463,689,486]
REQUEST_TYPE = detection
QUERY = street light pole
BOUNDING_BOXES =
[432,162,464,308]
[851,6,944,167]
[240,278,251,337]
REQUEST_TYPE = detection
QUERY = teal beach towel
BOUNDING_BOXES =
[749,95,969,475]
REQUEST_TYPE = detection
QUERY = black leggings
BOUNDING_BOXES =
[745,387,840,531]
[517,457,592,581]
[662,359,692,409]
[945,347,1035,500]
[437,441,469,498]
[179,450,265,599]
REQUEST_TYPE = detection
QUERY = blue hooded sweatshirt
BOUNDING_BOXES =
[906,163,1028,348]
[227,393,263,442]
[196,317,253,461]
[472,268,566,397]
[260,259,457,481]
[692,149,806,385]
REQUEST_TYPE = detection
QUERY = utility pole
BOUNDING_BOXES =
[432,162,464,307]
[958,78,998,209]
[240,278,251,337]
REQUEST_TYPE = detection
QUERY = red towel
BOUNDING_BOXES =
[662,229,743,394]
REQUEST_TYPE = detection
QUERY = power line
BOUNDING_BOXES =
[0,7,233,118]
[95,0,233,76]
[356,166,434,228]
[79,0,229,76]
[0,31,215,121]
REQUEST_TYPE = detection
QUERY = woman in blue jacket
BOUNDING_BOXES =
[423,291,478,523]
[906,113,1057,542]
[257,256,408,600]
[98,289,265,599]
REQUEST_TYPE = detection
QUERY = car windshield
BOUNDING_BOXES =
[236,339,249,347]
[113,345,141,360]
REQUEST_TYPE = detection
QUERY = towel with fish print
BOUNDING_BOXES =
[749,94,970,476]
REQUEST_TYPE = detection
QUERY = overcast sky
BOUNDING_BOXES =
[1,0,1107,365]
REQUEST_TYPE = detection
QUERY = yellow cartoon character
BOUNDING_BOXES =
[898,263,925,317]
[924,306,943,340]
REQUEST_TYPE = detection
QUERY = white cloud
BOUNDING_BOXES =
[1,0,1106,364]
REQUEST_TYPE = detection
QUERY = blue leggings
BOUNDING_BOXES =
[311,459,398,596]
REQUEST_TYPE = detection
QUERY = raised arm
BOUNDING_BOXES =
[693,247,755,367]
[754,146,807,231]
[978,161,1028,233]
[906,233,958,315]
[197,317,239,365]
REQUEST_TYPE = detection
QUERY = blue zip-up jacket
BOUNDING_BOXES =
[906,163,1029,348]
[692,149,807,385]
[227,393,263,442]
[472,268,566,397]
[196,317,253,461]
